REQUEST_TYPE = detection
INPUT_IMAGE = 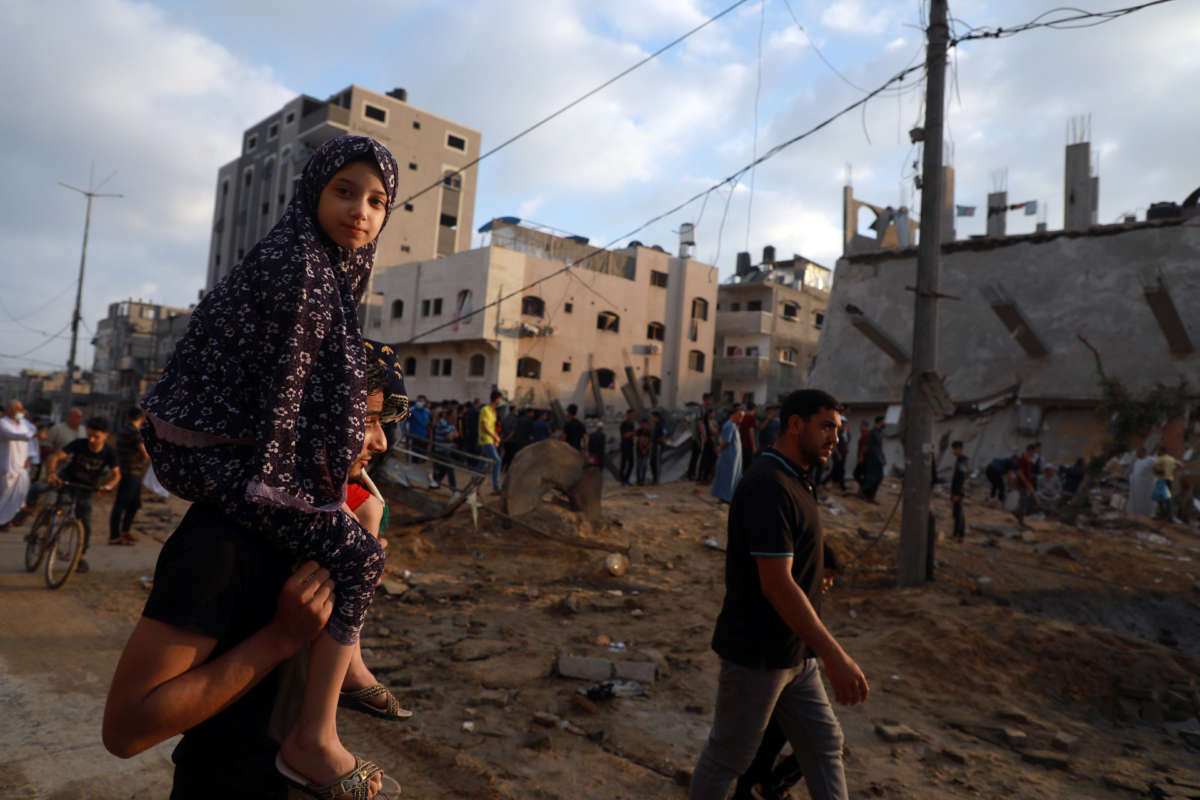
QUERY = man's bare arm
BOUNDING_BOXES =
[102,562,333,757]
[756,557,869,706]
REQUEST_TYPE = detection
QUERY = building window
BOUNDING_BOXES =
[412,120,421,129]
[688,350,706,372]
[643,375,662,395]
[364,104,387,123]
[432,358,452,376]
[261,202,270,215]
[730,302,741,312]
[246,134,257,151]
[439,213,458,229]
[432,359,440,376]
[597,311,620,332]
[237,247,244,260]
[404,357,417,376]
[691,297,709,321]
[782,302,799,319]
[244,171,252,187]
[746,346,760,357]
[517,357,541,379]
[562,362,571,372]
[747,300,762,312]
[447,133,466,151]
[646,321,665,341]
[441,358,452,376]
[442,171,462,190]
[285,112,295,124]
[391,299,404,319]
[564,302,573,313]
[400,244,411,253]
[779,347,796,364]
[408,162,418,171]
[469,354,486,377]
[595,368,616,388]
[814,312,825,328]
[267,122,279,139]
[649,270,668,288]
[521,296,545,317]
[404,203,414,212]
[726,346,742,357]
[433,298,443,315]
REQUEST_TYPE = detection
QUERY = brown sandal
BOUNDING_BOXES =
[275,753,388,799]
[338,683,413,721]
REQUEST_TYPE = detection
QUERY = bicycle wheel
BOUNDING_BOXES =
[24,508,54,572]
[44,520,84,590]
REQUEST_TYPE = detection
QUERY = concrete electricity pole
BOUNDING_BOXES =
[898,0,948,586]
[58,175,122,416]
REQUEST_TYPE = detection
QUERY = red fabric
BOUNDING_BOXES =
[346,483,370,512]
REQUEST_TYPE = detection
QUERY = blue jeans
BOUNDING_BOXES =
[481,444,502,492]
[689,659,847,800]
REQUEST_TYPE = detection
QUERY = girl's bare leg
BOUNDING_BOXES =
[279,632,356,784]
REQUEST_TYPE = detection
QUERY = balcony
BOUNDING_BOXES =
[298,102,351,147]
[716,310,772,336]
[714,356,770,382]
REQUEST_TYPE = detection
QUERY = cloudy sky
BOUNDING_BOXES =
[1,0,1196,375]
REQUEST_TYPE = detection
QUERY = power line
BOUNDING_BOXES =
[398,0,754,210]
[744,0,767,252]
[949,0,1177,44]
[406,58,925,344]
[0,320,73,360]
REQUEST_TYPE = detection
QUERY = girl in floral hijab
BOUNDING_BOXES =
[142,134,403,793]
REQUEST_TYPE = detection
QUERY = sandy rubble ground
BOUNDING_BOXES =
[1,475,1199,799]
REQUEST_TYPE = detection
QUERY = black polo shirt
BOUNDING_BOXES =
[712,448,825,669]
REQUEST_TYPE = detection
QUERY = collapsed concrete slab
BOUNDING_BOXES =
[503,439,602,523]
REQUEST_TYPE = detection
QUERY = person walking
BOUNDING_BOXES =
[108,406,150,545]
[950,440,968,541]
[478,391,504,493]
[619,409,636,487]
[689,389,868,800]
[711,405,745,504]
[0,401,36,529]
[860,416,886,502]
[1126,447,1156,517]
[650,410,667,485]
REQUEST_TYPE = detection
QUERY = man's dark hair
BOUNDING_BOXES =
[702,392,712,401]
[874,415,885,425]
[780,390,843,431]
[86,416,109,433]
[651,410,662,419]
[746,401,756,411]
[126,406,146,421]
[731,403,744,412]
[490,390,503,402]
[625,409,635,416]
[1026,443,1037,452]
[951,440,963,449]
[567,403,578,416]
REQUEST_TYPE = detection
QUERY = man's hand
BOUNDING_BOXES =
[48,474,62,488]
[268,562,333,654]
[822,648,869,706]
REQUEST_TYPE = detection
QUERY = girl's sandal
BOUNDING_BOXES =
[338,684,413,721]
[275,753,386,800]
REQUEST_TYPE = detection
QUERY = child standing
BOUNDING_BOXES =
[142,135,402,795]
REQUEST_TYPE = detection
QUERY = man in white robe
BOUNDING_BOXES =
[1126,447,1157,518]
[0,401,36,528]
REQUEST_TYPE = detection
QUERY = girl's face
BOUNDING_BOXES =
[317,160,388,250]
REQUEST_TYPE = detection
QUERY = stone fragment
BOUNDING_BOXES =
[1051,732,1079,752]
[940,747,967,765]
[1103,774,1149,794]
[875,723,921,743]
[533,712,560,728]
[557,655,614,681]
[380,578,409,596]
[473,689,509,708]
[522,731,552,751]
[1020,750,1069,769]
[449,639,513,662]
[996,708,1031,724]
[1002,728,1027,747]
[1033,542,1075,559]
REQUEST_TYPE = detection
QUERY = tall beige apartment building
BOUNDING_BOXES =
[371,221,719,412]
[204,84,481,295]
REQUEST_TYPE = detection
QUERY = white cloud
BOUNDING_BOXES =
[820,0,898,36]
[885,36,907,51]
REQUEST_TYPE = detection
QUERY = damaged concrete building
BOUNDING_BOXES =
[712,247,831,405]
[811,139,1200,473]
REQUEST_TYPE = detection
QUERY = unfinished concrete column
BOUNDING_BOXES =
[986,191,1007,238]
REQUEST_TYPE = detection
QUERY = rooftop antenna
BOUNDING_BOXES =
[58,164,122,413]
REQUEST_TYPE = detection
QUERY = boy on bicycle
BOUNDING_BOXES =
[44,416,120,574]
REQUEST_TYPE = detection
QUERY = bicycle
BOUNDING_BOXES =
[23,481,94,590]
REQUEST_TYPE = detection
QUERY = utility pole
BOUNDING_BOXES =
[898,0,948,586]
[58,174,121,417]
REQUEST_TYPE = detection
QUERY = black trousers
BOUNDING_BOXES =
[651,443,663,483]
[985,466,1006,501]
[109,474,144,540]
[620,445,635,484]
[698,441,717,483]
[952,498,965,539]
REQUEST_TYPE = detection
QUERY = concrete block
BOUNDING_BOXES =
[612,660,657,683]
[557,655,614,681]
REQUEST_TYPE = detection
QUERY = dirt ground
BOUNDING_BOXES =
[2,472,1199,799]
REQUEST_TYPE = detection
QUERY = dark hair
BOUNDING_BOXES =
[731,403,744,412]
[567,403,578,416]
[651,410,662,419]
[780,389,842,431]
[126,406,146,421]
[951,440,963,449]
[490,390,503,402]
[86,416,109,433]
[874,415,885,424]
[746,401,756,411]
[823,542,840,572]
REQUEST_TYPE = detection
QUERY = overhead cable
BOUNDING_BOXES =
[397,0,753,210]
[950,0,1177,44]
[405,59,925,344]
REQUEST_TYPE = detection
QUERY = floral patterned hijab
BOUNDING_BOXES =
[143,134,400,511]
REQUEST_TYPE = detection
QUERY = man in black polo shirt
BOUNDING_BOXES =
[689,389,869,800]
